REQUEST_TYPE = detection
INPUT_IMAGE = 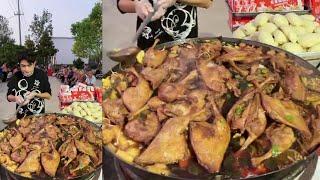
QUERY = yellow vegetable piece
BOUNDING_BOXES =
[298,33,320,48]
[233,28,246,39]
[102,77,111,88]
[301,15,316,22]
[254,13,272,27]
[136,50,145,64]
[109,89,118,100]
[126,147,141,159]
[272,14,289,27]
[286,13,303,26]
[273,30,288,45]
[282,42,305,53]
[146,164,170,176]
[116,149,135,163]
[309,43,320,52]
[259,22,278,33]
[243,22,257,35]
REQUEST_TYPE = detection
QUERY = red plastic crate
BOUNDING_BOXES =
[228,0,304,13]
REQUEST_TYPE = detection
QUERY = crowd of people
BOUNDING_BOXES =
[56,65,98,87]
[0,63,19,82]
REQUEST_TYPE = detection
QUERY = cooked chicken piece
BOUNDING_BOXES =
[19,118,31,127]
[198,60,232,96]
[41,147,60,177]
[11,148,27,163]
[9,131,23,148]
[301,76,320,93]
[0,141,12,154]
[144,39,168,68]
[45,124,60,140]
[16,150,41,174]
[190,99,230,173]
[85,128,102,146]
[261,94,311,138]
[156,106,168,122]
[75,140,98,160]
[26,129,45,143]
[304,105,320,151]
[70,154,92,174]
[125,112,160,144]
[122,68,153,113]
[226,79,241,97]
[163,100,192,117]
[103,99,128,126]
[168,45,197,82]
[239,95,267,151]
[217,45,269,64]
[59,139,77,166]
[227,89,256,133]
[198,41,222,59]
[251,124,296,166]
[135,110,204,165]
[57,116,76,126]
[141,67,167,89]
[147,97,165,111]
[158,70,198,103]
[18,126,31,137]
[188,89,208,110]
[282,65,306,101]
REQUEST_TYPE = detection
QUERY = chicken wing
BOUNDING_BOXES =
[135,110,203,165]
[59,139,77,166]
[239,95,267,151]
[198,60,232,96]
[227,89,256,133]
[102,99,128,126]
[282,65,306,101]
[16,150,41,174]
[41,147,60,177]
[144,39,168,68]
[251,124,296,166]
[260,93,311,137]
[190,99,230,173]
[9,131,23,149]
[122,68,153,112]
[75,140,98,160]
[158,70,198,103]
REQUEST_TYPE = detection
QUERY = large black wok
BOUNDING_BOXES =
[103,37,320,180]
[0,113,102,180]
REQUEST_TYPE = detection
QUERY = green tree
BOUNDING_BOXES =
[0,15,14,46]
[71,2,102,63]
[36,32,57,65]
[29,10,57,65]
[73,57,84,70]
[29,10,53,44]
[0,43,26,67]
[24,35,36,55]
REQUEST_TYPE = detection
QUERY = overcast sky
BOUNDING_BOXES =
[0,0,99,45]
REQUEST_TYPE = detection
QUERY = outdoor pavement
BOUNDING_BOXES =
[102,0,232,73]
[0,76,101,130]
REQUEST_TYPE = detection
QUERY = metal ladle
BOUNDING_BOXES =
[107,0,159,67]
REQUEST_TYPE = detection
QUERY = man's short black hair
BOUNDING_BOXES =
[18,52,36,64]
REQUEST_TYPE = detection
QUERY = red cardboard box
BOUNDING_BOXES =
[228,9,254,30]
[228,0,304,13]
[306,0,320,22]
